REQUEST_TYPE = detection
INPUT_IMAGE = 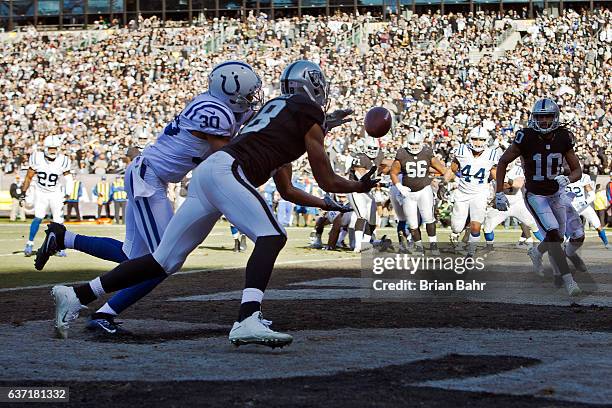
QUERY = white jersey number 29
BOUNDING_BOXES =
[240,100,287,134]
[37,171,59,188]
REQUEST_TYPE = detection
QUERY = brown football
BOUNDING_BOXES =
[364,107,392,138]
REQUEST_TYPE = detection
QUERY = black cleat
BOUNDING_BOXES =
[35,223,66,271]
[233,239,240,252]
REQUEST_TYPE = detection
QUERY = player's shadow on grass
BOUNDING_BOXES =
[197,245,239,252]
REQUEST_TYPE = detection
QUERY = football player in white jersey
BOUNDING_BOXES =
[566,174,609,249]
[444,126,500,256]
[483,160,544,248]
[37,61,263,334]
[20,136,72,257]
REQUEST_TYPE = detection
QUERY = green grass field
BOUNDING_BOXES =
[0,221,608,289]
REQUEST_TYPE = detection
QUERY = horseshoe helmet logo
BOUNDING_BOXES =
[220,74,241,95]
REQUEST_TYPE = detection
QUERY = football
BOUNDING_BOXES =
[364,107,392,138]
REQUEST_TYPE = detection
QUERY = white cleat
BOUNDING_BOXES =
[229,311,293,348]
[527,247,545,277]
[562,275,582,297]
[51,285,85,339]
[24,243,33,257]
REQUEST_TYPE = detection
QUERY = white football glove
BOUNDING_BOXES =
[395,183,411,197]
[495,192,510,211]
[554,175,570,190]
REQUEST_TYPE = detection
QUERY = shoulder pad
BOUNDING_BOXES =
[180,97,236,137]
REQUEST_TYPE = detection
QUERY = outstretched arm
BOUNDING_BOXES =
[305,124,374,193]
[273,164,327,209]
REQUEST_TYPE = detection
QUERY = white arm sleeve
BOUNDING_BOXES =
[64,173,74,196]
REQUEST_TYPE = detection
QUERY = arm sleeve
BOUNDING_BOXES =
[64,174,74,196]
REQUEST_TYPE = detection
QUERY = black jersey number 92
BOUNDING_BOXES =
[513,127,574,196]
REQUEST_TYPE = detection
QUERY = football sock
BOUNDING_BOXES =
[74,235,128,263]
[428,235,438,243]
[96,303,118,316]
[547,243,570,275]
[28,217,42,241]
[468,232,480,242]
[397,221,407,237]
[354,230,364,251]
[533,230,544,241]
[338,229,348,245]
[239,288,264,321]
[484,231,494,242]
[598,230,608,245]
[519,236,527,243]
[107,277,167,314]
[64,230,77,249]
[74,254,167,305]
[230,225,239,239]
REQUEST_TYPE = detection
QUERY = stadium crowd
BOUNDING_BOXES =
[1,7,611,225]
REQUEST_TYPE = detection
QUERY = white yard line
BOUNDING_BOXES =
[0,256,360,293]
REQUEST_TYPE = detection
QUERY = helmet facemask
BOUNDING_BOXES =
[469,136,488,152]
[530,112,559,134]
[407,142,422,155]
[45,147,58,161]
[529,98,560,134]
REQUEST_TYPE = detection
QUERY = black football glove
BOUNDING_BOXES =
[323,195,352,213]
[358,166,380,193]
[324,108,354,133]
[436,180,447,201]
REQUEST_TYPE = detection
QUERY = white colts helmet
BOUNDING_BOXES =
[528,97,560,134]
[43,135,62,160]
[467,126,490,153]
[208,61,262,114]
[364,136,379,159]
[405,126,425,155]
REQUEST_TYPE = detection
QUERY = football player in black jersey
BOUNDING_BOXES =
[348,135,385,252]
[51,60,378,346]
[495,98,584,296]
[390,126,448,255]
